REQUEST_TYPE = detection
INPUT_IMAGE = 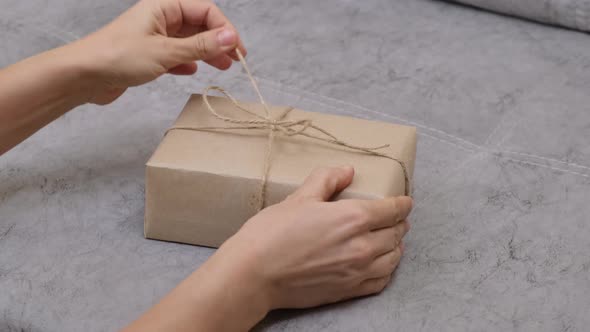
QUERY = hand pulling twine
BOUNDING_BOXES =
[166,49,410,211]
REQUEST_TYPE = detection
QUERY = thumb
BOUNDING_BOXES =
[167,27,238,65]
[289,166,355,202]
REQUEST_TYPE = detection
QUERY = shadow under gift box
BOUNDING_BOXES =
[145,94,417,248]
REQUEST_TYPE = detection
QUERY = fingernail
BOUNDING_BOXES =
[399,241,405,253]
[217,28,237,47]
[339,165,353,171]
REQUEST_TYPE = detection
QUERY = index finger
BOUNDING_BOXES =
[178,0,247,58]
[361,196,413,230]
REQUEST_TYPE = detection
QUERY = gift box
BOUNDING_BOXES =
[144,94,417,248]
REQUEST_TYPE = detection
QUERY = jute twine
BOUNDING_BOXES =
[166,49,409,211]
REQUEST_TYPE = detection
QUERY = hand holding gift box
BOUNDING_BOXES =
[145,50,417,247]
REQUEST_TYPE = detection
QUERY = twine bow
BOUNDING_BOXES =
[167,49,410,211]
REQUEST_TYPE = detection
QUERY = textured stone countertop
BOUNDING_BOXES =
[2,0,590,331]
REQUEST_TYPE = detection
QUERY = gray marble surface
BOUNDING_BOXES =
[1,0,590,331]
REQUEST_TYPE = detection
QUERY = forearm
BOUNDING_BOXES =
[122,242,270,332]
[0,42,93,155]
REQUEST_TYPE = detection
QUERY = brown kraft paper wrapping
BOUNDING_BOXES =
[144,94,417,248]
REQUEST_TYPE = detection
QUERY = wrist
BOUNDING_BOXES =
[123,242,271,332]
[200,239,273,329]
[163,239,273,332]
[29,43,99,108]
[55,40,107,105]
